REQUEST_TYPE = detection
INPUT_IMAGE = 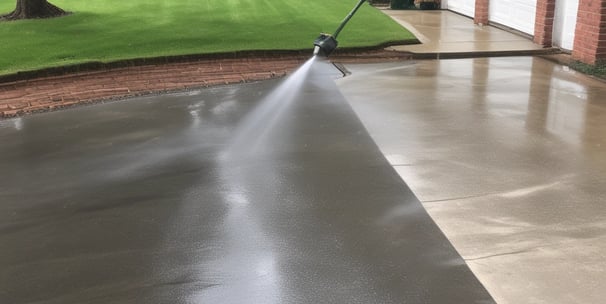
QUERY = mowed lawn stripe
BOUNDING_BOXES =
[0,0,415,75]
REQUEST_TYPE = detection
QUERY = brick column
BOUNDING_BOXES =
[572,0,606,64]
[474,0,489,25]
[533,0,556,47]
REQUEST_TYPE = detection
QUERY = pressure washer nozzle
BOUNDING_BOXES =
[313,45,321,56]
[313,33,338,57]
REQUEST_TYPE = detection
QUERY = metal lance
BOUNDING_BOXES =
[313,0,367,57]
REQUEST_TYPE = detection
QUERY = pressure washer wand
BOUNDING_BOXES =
[333,0,367,39]
[313,0,367,57]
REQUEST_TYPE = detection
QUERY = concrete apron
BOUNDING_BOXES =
[336,57,606,304]
[0,60,494,303]
[381,10,549,57]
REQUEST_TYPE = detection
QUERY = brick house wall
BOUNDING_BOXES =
[533,0,556,47]
[571,0,606,64]
[474,0,489,25]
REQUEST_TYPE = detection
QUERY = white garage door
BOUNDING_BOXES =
[553,0,579,50]
[447,0,475,18]
[489,0,537,35]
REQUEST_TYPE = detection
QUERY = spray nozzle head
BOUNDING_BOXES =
[313,33,338,57]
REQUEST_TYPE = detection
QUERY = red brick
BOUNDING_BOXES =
[534,0,557,46]
[92,88,130,94]
[573,0,606,64]
[2,110,20,117]
[8,103,27,110]
[24,105,51,112]
[73,93,103,101]
[0,90,28,99]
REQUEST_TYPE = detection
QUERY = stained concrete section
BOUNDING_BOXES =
[383,10,546,56]
[0,61,494,304]
[336,57,606,304]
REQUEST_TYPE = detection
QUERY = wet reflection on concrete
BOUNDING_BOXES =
[384,11,544,54]
[0,61,494,303]
[337,57,606,304]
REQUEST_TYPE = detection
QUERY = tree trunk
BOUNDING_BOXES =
[1,0,68,21]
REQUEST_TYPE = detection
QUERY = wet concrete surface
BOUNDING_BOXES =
[0,61,494,303]
[382,10,546,55]
[336,57,606,304]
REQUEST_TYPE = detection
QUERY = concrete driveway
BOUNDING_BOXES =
[336,56,606,304]
[3,53,604,303]
[2,7,602,303]
[0,61,494,303]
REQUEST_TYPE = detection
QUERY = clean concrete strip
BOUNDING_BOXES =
[337,58,606,304]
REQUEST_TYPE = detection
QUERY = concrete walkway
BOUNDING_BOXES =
[382,10,554,57]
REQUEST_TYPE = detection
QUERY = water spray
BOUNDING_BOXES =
[313,0,367,57]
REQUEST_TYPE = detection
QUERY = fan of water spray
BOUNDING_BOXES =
[222,57,317,158]
[222,0,367,159]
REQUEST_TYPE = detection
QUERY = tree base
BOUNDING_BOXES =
[1,1,69,21]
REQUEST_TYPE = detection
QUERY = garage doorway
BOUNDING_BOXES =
[553,0,579,51]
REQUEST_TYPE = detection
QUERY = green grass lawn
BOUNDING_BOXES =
[0,0,416,75]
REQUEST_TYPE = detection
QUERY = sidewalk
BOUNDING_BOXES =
[383,10,558,58]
